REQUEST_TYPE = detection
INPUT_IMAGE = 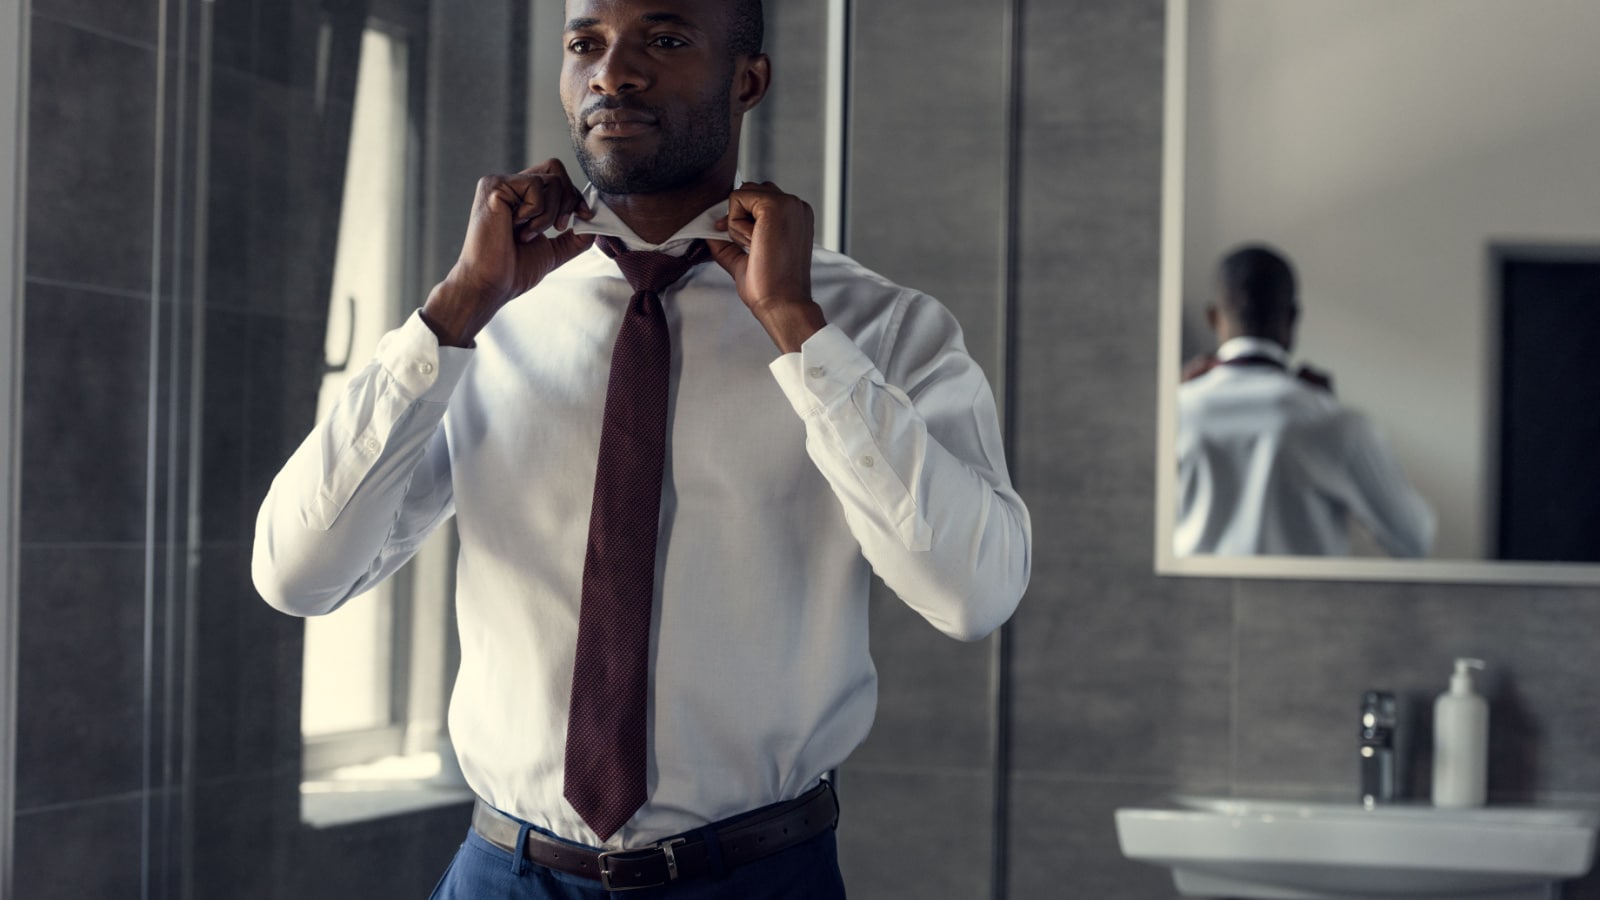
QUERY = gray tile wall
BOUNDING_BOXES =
[12,2,466,897]
[838,1,1600,898]
[835,0,1013,894]
[13,5,162,896]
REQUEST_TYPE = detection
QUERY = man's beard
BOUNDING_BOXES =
[571,86,732,194]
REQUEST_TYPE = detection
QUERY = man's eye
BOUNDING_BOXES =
[650,35,687,49]
[567,38,598,54]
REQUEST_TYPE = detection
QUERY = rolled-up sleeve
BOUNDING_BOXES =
[769,297,1031,641]
[252,312,471,616]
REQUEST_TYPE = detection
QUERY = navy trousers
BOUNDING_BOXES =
[428,822,848,899]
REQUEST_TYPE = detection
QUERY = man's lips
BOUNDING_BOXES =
[585,108,658,137]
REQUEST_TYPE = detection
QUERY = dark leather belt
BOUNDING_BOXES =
[470,781,839,892]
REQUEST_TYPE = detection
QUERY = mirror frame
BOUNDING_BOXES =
[1153,0,1600,586]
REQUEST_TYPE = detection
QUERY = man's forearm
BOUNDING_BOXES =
[751,298,828,355]
[253,314,462,615]
[421,277,497,349]
[770,323,1031,641]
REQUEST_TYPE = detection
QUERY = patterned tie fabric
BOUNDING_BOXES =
[564,235,710,840]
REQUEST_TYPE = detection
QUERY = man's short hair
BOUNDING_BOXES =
[1218,244,1297,333]
[729,0,764,57]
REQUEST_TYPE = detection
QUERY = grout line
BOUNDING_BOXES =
[17,541,151,551]
[11,766,313,820]
[842,762,998,780]
[1005,770,1230,789]
[990,0,1025,894]
[140,2,171,895]
[187,301,333,325]
[13,788,149,817]
[23,276,153,302]
[30,10,160,53]
[17,541,253,552]
[1229,578,1241,790]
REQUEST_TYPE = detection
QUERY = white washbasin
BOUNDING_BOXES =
[1115,795,1600,900]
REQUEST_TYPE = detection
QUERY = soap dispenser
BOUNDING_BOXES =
[1432,658,1488,808]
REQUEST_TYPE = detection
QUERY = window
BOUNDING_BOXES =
[298,17,467,827]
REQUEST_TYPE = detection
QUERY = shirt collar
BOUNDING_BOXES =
[1215,336,1290,366]
[570,174,738,255]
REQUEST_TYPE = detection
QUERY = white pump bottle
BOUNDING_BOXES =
[1432,658,1488,808]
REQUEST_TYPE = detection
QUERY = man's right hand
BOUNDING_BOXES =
[1295,363,1335,394]
[1181,353,1219,382]
[421,160,595,347]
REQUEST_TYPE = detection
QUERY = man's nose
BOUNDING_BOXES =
[590,45,651,95]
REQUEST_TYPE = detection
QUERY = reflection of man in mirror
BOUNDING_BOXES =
[252,0,1031,896]
[1176,244,1435,558]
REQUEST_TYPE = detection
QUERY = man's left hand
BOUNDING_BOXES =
[1181,353,1219,382]
[708,181,828,354]
[1296,363,1335,394]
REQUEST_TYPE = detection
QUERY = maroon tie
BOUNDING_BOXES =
[564,235,709,840]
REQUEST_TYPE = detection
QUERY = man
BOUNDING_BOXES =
[252,0,1031,896]
[1176,244,1434,558]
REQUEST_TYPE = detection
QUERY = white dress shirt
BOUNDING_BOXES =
[252,188,1031,849]
[1175,337,1434,558]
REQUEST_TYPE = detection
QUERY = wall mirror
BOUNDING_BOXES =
[1155,0,1600,584]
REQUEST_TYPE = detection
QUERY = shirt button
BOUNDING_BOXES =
[416,361,435,375]
[362,437,381,454]
[807,366,826,379]
[859,455,875,468]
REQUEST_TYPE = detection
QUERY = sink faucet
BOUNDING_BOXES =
[1360,690,1398,807]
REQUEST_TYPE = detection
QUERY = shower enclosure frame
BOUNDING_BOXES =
[1,0,30,896]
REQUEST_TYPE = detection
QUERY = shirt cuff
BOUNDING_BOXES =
[768,324,878,417]
[376,311,473,402]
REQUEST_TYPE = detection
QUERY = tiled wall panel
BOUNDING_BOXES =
[836,0,1012,893]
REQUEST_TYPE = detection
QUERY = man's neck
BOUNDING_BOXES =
[1216,335,1289,362]
[1215,325,1292,355]
[598,175,734,246]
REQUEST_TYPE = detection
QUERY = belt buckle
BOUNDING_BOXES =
[597,837,686,892]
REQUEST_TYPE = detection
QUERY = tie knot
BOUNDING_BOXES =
[597,236,711,295]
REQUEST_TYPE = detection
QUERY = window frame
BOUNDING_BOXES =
[299,2,440,784]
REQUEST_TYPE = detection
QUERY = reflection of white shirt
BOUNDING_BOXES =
[252,194,1030,849]
[1176,337,1434,557]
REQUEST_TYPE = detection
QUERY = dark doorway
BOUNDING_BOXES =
[1496,249,1600,562]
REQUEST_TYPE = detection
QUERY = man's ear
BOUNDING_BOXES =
[1205,304,1220,332]
[733,53,771,113]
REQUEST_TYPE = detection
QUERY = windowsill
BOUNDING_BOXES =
[300,783,473,828]
[300,750,473,829]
